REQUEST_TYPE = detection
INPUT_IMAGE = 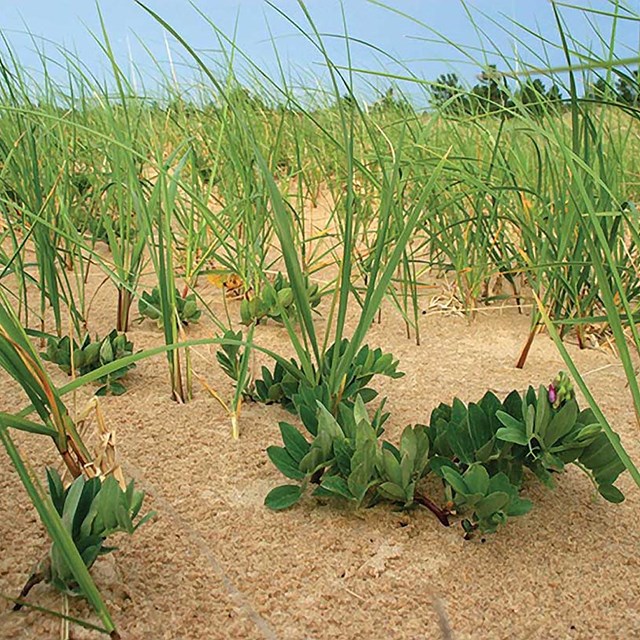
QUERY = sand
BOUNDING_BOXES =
[0,270,639,640]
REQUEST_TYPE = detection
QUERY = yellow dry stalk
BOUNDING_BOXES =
[0,327,93,478]
[193,372,245,439]
[194,372,229,414]
[519,191,534,220]
[74,397,125,489]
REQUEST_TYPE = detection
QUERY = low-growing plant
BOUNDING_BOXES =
[0,289,147,635]
[246,339,402,434]
[215,329,246,382]
[42,330,135,395]
[15,468,153,603]
[264,397,436,513]
[210,327,255,438]
[240,272,321,326]
[439,465,532,537]
[138,286,202,327]
[266,373,627,538]
[427,373,625,536]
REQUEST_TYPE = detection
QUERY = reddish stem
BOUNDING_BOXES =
[414,493,450,527]
[12,571,45,611]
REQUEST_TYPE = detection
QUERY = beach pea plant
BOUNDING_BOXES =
[427,373,625,536]
[249,339,401,431]
[42,330,135,396]
[240,272,321,326]
[439,466,532,537]
[264,397,439,515]
[138,286,202,327]
[14,469,153,605]
[0,289,146,636]
[216,331,398,437]
[266,373,627,537]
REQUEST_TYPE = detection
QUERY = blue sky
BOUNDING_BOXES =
[2,1,640,104]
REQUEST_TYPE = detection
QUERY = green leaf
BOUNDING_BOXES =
[381,441,401,462]
[316,402,344,440]
[468,403,492,449]
[400,425,417,463]
[544,401,578,447]
[353,395,369,426]
[441,467,468,494]
[597,483,625,504]
[579,432,621,471]
[488,472,519,493]
[279,422,310,463]
[99,338,114,363]
[475,492,510,519]
[357,388,378,404]
[277,288,294,308]
[377,481,406,502]
[507,498,533,517]
[428,455,458,475]
[524,403,535,440]
[347,458,376,503]
[496,427,530,446]
[464,465,490,495]
[475,438,498,463]
[534,386,550,439]
[400,454,412,488]
[496,410,525,432]
[266,446,305,480]
[61,476,85,534]
[107,381,126,396]
[321,476,353,500]
[264,485,303,510]
[594,457,626,485]
[46,468,66,516]
[575,424,602,442]
[311,486,334,498]
[299,444,329,475]
[240,299,252,325]
[383,447,403,485]
[333,438,353,476]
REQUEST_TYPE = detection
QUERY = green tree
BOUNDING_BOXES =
[615,69,639,106]
[516,78,548,117]
[469,65,513,115]
[429,73,469,114]
[371,86,413,115]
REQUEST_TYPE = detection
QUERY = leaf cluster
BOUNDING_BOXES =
[240,273,321,326]
[215,329,245,382]
[265,397,430,511]
[138,286,201,326]
[265,374,627,537]
[252,339,402,434]
[427,383,625,534]
[42,330,135,395]
[44,468,153,595]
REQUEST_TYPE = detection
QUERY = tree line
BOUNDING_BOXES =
[429,65,640,116]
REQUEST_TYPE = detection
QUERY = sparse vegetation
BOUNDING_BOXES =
[0,0,639,636]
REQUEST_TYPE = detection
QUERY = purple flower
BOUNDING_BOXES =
[548,385,557,405]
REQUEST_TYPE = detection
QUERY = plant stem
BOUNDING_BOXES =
[516,323,539,369]
[116,288,132,332]
[12,571,45,610]
[414,492,450,527]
